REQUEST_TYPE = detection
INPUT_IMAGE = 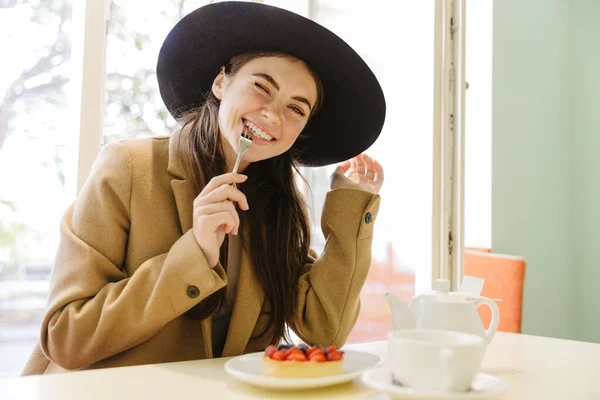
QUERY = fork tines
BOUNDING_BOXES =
[233,131,253,174]
[241,131,253,141]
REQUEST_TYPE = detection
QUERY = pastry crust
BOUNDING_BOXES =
[262,357,343,378]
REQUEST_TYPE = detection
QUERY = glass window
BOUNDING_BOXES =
[311,0,436,343]
[0,0,78,378]
[103,0,195,144]
[464,0,493,251]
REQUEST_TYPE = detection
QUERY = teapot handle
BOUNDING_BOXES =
[473,297,500,342]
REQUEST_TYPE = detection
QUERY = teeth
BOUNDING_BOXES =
[244,121,274,141]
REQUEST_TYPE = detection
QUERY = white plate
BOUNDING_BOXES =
[224,350,382,390]
[362,367,509,399]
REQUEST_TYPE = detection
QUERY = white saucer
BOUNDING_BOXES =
[362,367,509,399]
[224,350,381,391]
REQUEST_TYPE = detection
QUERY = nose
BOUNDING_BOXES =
[261,102,282,125]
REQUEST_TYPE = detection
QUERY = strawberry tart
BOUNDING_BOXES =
[262,344,345,378]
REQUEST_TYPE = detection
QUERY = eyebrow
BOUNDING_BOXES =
[252,73,313,112]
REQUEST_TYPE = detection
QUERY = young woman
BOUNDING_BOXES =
[22,1,386,375]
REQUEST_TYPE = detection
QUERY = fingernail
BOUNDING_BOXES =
[240,174,248,180]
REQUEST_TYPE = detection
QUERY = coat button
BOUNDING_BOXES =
[365,212,372,224]
[186,285,200,299]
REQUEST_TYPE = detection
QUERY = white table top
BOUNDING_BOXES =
[2,332,600,399]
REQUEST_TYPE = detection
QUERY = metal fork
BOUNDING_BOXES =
[232,131,252,188]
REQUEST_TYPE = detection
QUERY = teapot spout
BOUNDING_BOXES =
[385,292,416,331]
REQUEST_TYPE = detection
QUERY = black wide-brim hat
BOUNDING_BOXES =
[157,1,386,167]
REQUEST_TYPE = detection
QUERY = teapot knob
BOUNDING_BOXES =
[435,279,451,293]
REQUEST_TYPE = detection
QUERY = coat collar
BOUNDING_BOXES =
[167,129,264,356]
[167,128,187,180]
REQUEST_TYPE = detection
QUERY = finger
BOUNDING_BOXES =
[348,157,358,177]
[373,159,384,183]
[334,160,351,175]
[198,173,248,197]
[354,154,367,176]
[194,201,240,233]
[361,153,374,162]
[366,162,377,181]
[363,154,377,181]
[200,212,237,234]
[197,184,249,210]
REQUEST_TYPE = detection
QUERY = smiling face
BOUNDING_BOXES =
[211,56,319,170]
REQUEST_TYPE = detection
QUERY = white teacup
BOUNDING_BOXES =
[388,330,486,393]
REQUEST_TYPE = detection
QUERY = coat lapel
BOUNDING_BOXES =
[221,244,264,357]
[170,180,194,233]
[167,130,195,234]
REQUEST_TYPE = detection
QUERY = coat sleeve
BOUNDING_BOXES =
[40,141,226,371]
[291,188,381,348]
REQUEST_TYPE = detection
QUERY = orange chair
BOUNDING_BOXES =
[345,246,525,344]
[464,249,526,333]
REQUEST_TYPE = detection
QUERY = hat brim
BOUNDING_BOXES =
[157,1,386,167]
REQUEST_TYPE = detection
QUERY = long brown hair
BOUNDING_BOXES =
[176,51,324,345]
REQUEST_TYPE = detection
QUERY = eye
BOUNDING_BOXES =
[288,105,306,116]
[255,82,270,95]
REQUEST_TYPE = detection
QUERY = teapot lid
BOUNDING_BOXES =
[415,279,487,303]
[433,279,474,303]
[435,279,451,293]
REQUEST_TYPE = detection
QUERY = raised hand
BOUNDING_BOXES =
[329,153,384,194]
[192,173,249,268]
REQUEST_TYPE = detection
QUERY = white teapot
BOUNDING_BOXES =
[385,279,500,343]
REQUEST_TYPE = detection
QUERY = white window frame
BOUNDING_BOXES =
[432,0,467,290]
[75,0,467,291]
[75,0,110,194]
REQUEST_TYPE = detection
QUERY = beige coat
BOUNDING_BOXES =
[21,131,380,375]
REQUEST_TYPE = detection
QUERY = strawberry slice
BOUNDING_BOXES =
[271,351,286,360]
[267,344,344,362]
[309,353,327,362]
[326,350,344,361]
[265,345,277,358]
[286,352,307,361]
[306,347,321,357]
[288,348,303,356]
